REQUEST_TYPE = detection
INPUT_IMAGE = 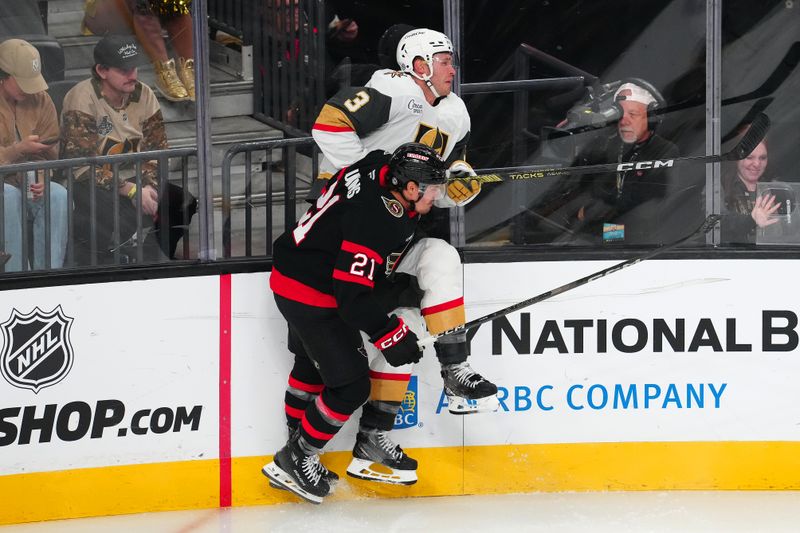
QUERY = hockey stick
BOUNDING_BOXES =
[417,213,722,348]
[720,42,799,107]
[465,112,770,184]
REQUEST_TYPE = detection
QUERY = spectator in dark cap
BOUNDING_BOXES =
[93,33,151,70]
[59,34,196,265]
[0,38,69,271]
[82,0,195,102]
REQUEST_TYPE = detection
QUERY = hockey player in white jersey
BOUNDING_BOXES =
[308,27,499,486]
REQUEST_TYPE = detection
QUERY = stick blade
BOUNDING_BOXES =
[729,113,771,160]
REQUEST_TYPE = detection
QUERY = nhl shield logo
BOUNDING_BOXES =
[1,306,74,394]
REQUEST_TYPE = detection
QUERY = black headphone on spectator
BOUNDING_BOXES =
[615,77,667,132]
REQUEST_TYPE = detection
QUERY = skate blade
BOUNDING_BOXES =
[261,462,324,504]
[446,393,500,415]
[268,479,286,491]
[346,458,418,485]
[270,477,338,491]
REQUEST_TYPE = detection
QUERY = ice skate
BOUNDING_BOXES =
[262,435,331,504]
[268,459,339,491]
[269,425,339,492]
[441,361,500,414]
[346,429,418,485]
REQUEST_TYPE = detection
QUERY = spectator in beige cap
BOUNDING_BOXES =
[0,38,69,272]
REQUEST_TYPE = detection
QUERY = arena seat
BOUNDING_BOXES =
[0,1,65,82]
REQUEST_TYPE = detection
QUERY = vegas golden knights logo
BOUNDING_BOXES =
[414,123,450,156]
[1,306,74,394]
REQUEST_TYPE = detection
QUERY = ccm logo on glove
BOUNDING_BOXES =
[375,318,410,349]
[370,316,422,367]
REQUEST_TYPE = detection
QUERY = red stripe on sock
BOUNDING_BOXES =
[285,404,305,420]
[301,417,335,441]
[288,375,325,394]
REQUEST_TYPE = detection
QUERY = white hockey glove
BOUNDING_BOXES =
[444,160,481,207]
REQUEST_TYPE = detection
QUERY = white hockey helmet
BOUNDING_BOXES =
[396,28,454,78]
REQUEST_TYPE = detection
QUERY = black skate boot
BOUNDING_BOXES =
[441,361,500,414]
[269,427,339,491]
[262,434,331,504]
[346,429,418,485]
[267,459,339,492]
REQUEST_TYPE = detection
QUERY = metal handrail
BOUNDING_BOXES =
[0,147,196,174]
[221,137,317,258]
[0,147,197,271]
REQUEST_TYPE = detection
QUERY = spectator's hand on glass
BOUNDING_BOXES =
[140,185,159,218]
[751,193,780,227]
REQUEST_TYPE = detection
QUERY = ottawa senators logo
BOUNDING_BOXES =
[414,124,450,156]
[1,306,75,394]
[382,197,404,218]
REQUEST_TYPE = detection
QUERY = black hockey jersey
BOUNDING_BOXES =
[270,151,419,337]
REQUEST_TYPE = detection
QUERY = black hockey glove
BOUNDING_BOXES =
[370,316,422,367]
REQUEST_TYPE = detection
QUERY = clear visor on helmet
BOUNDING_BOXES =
[418,182,445,201]
[431,51,459,69]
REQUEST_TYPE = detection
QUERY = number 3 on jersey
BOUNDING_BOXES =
[344,90,370,113]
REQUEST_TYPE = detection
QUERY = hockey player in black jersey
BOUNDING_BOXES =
[263,143,447,504]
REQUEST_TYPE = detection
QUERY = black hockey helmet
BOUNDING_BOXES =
[387,142,447,190]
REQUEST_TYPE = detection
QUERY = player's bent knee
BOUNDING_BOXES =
[323,376,372,414]
[421,238,460,266]
[415,239,461,287]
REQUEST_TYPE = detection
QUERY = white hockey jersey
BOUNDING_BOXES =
[312,69,471,178]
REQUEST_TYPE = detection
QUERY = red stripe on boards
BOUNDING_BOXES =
[219,274,232,507]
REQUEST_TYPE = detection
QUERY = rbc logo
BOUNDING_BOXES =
[393,375,418,429]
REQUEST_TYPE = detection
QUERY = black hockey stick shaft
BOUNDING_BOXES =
[467,112,770,184]
[418,214,722,348]
[721,42,798,106]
